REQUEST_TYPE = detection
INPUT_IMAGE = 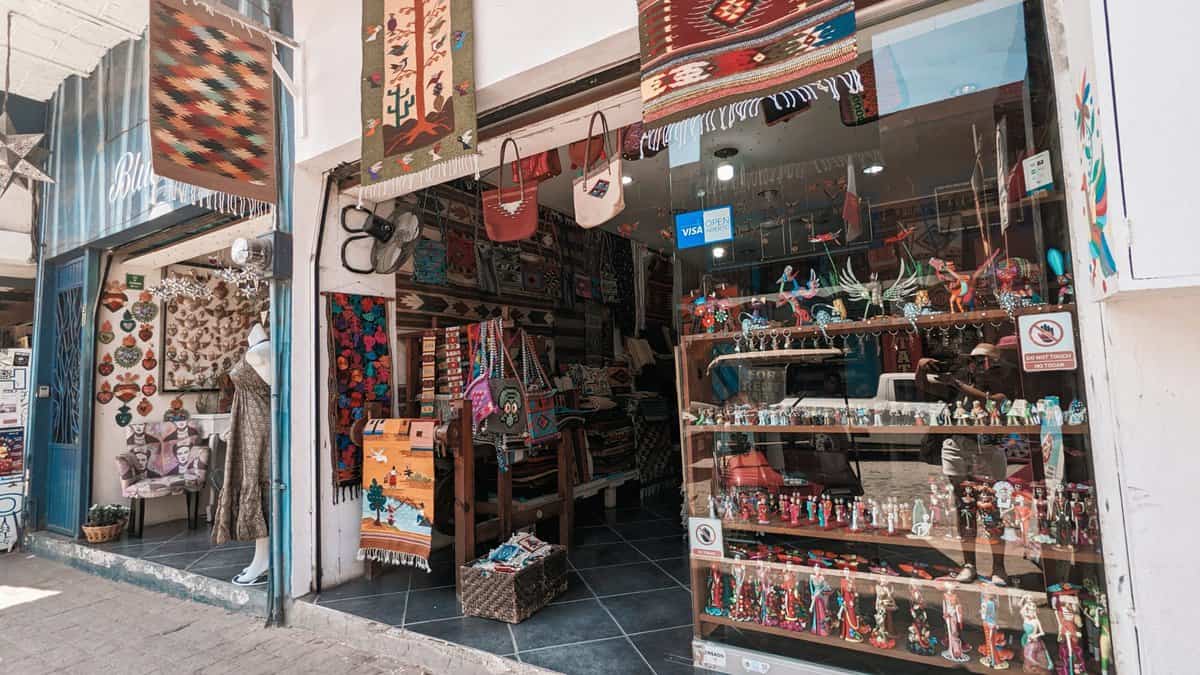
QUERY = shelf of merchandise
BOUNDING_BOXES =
[719,519,1103,565]
[685,424,1090,436]
[699,614,1000,674]
[706,348,845,371]
[682,304,1076,347]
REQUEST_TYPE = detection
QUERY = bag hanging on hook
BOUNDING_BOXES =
[483,138,539,242]
[572,112,625,229]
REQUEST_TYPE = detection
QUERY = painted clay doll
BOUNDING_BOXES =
[837,568,865,643]
[1020,597,1054,674]
[978,588,1013,669]
[780,564,807,631]
[809,565,834,637]
[1051,586,1087,674]
[1082,579,1113,674]
[730,565,757,622]
[972,400,989,425]
[869,579,897,649]
[907,585,939,656]
[706,564,728,617]
[941,583,972,663]
[759,565,782,627]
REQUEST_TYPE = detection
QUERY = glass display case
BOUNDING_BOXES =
[671,1,1114,672]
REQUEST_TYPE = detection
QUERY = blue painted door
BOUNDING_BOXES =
[44,259,85,535]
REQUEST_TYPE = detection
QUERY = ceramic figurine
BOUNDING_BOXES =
[809,565,834,637]
[789,495,802,526]
[869,579,897,649]
[706,564,728,616]
[757,496,771,525]
[1020,597,1054,674]
[972,400,989,425]
[1050,585,1087,675]
[914,410,928,426]
[941,583,972,663]
[1008,399,1031,425]
[723,494,736,521]
[912,499,931,537]
[759,565,782,627]
[1082,580,1113,675]
[930,250,1002,313]
[837,568,865,643]
[978,588,1013,669]
[988,400,1002,426]
[730,565,758,623]
[780,564,807,631]
[1030,399,1045,425]
[1067,400,1087,425]
[954,400,970,426]
[873,409,885,426]
[907,585,939,656]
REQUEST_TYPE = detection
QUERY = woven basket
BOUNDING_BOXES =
[460,545,568,624]
[82,520,126,544]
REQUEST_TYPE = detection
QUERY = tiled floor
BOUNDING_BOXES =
[85,518,261,586]
[311,496,704,674]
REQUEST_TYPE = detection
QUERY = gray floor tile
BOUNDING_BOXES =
[579,562,677,597]
[550,571,596,604]
[404,586,461,623]
[631,626,716,675]
[613,519,684,542]
[188,546,254,569]
[318,569,411,602]
[407,616,515,655]
[654,557,693,588]
[511,599,621,651]
[568,543,645,569]
[321,593,408,626]
[631,536,688,561]
[521,637,651,675]
[143,551,207,569]
[573,526,621,546]
[601,588,693,634]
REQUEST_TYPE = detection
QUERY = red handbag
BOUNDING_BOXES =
[512,149,562,183]
[568,134,608,171]
[483,138,539,242]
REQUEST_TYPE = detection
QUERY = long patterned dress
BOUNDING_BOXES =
[213,356,271,544]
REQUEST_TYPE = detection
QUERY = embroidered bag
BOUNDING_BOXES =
[447,230,476,287]
[474,240,499,294]
[493,246,525,296]
[485,320,526,436]
[483,138,539,242]
[572,112,625,228]
[521,254,547,295]
[464,320,498,429]
[413,239,447,285]
[519,331,559,445]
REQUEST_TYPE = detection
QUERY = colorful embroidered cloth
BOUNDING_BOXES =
[361,0,478,196]
[328,294,393,499]
[638,0,859,144]
[359,419,434,571]
[148,0,277,205]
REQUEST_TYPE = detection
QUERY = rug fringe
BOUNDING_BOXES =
[357,547,432,572]
[643,69,864,152]
[358,154,480,203]
[160,178,274,219]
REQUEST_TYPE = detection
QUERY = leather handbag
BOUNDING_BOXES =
[513,149,562,183]
[483,138,539,242]
[572,112,625,229]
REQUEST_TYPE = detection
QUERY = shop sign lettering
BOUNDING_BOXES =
[108,151,162,204]
[1018,311,1078,372]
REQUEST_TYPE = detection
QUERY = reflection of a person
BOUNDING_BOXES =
[916,343,1015,585]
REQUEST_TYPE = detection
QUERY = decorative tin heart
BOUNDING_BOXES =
[98,354,115,377]
[136,398,153,417]
[130,291,159,322]
[142,348,157,371]
[114,335,142,368]
[141,375,157,397]
[137,323,154,342]
[98,320,115,345]
[119,310,136,333]
[96,381,114,405]
[162,396,190,422]
[114,383,139,403]
[115,405,132,427]
[101,281,127,312]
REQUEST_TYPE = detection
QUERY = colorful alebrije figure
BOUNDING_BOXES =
[941,584,972,663]
[1020,597,1054,674]
[978,588,1013,669]
[809,565,834,637]
[837,568,864,643]
[705,564,728,617]
[907,585,939,656]
[869,579,897,649]
[1050,585,1087,675]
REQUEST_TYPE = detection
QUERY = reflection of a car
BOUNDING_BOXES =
[794,373,948,456]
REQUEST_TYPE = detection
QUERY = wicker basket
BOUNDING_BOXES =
[460,545,568,624]
[82,520,126,544]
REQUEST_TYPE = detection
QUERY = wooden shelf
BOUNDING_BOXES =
[720,519,1104,565]
[699,614,998,673]
[706,348,844,372]
[686,424,1091,436]
[683,304,1076,346]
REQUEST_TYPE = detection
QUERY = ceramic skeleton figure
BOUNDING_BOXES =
[839,258,922,320]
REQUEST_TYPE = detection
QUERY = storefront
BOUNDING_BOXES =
[24,0,296,621]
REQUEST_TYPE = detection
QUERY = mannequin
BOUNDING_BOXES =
[212,322,272,586]
[237,323,271,585]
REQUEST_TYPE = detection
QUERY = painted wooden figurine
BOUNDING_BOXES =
[907,584,939,656]
[941,582,972,663]
[837,568,865,643]
[759,565,782,627]
[1051,585,1087,675]
[780,564,807,631]
[809,565,834,637]
[730,565,757,622]
[1020,597,1055,674]
[979,588,1013,669]
[706,564,729,617]
[869,579,897,649]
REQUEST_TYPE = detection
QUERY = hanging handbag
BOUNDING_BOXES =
[483,138,539,242]
[464,320,499,429]
[519,331,559,445]
[513,149,562,183]
[572,112,625,228]
[485,320,526,436]
[619,122,661,161]
[446,229,476,287]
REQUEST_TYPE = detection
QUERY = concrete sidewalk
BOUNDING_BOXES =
[0,552,422,674]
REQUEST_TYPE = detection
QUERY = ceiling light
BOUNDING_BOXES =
[862,164,885,175]
[952,83,979,96]
[712,246,727,259]
[621,175,633,185]
[716,163,735,181]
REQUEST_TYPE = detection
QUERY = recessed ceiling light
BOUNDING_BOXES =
[712,246,727,259]
[952,83,978,96]
[621,175,633,185]
[862,164,885,175]
[716,163,735,181]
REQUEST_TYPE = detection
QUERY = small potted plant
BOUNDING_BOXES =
[82,504,130,544]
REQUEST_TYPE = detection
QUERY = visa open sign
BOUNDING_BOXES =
[675,206,734,249]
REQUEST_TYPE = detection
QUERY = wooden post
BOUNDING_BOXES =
[557,434,572,547]
[453,399,474,597]
[498,448,513,539]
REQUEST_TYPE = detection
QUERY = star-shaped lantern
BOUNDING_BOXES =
[0,112,53,199]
